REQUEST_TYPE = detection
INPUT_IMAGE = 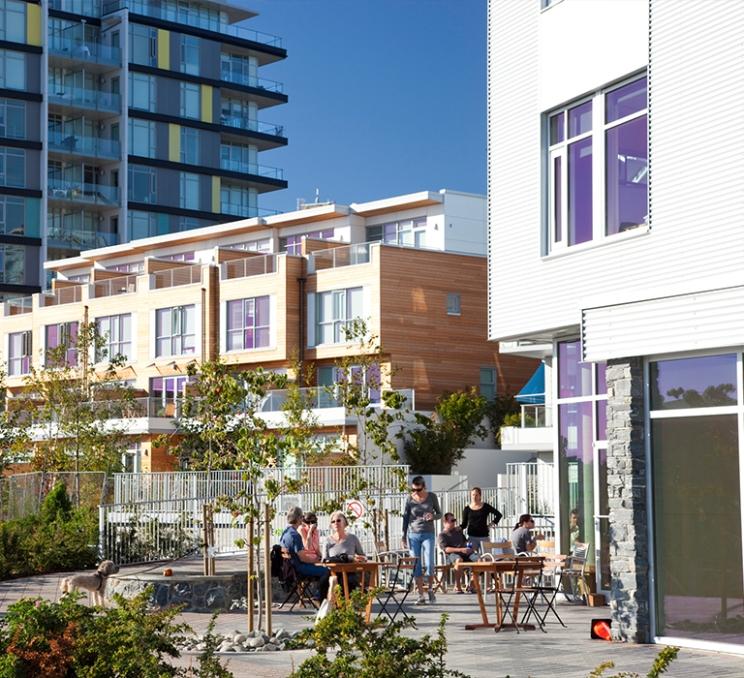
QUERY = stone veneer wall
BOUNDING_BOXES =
[606,357,651,642]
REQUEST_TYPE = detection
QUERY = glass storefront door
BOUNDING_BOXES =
[649,353,744,647]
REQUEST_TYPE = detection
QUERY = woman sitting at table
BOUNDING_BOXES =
[323,511,366,590]
[298,511,321,562]
[511,513,544,555]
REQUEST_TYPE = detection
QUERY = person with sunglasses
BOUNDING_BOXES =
[323,511,366,591]
[279,506,330,601]
[401,475,442,604]
[299,511,321,562]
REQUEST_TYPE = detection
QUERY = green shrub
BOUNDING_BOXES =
[0,589,234,678]
[290,590,469,678]
[0,484,97,581]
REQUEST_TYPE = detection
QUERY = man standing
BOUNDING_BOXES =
[437,512,479,593]
[280,505,330,600]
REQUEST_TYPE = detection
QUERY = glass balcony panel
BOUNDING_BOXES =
[219,115,284,137]
[48,179,120,206]
[219,69,284,94]
[49,0,101,17]
[48,36,121,66]
[218,161,284,180]
[48,131,121,160]
[48,87,121,114]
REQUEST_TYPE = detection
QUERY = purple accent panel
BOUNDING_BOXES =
[558,340,592,398]
[255,296,269,325]
[606,77,647,123]
[550,112,564,144]
[558,401,593,464]
[69,322,78,343]
[384,223,396,242]
[151,377,163,397]
[606,115,648,236]
[553,156,562,242]
[367,363,381,403]
[568,101,592,137]
[568,137,593,245]
[21,356,29,373]
[46,325,58,349]
[226,300,241,331]
[596,362,607,395]
[244,328,254,349]
[650,354,737,410]
[245,300,255,327]
[596,400,607,440]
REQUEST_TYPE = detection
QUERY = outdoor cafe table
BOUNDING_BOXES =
[454,558,544,631]
[323,560,380,623]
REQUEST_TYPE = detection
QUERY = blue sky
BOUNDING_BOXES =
[237,0,487,213]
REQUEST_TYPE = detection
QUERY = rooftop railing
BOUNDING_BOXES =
[150,266,201,289]
[47,227,118,249]
[102,1,283,49]
[48,36,121,66]
[307,242,372,273]
[48,87,121,114]
[220,254,275,280]
[48,130,121,160]
[48,179,120,206]
[49,0,101,16]
[89,275,138,299]
[41,286,83,307]
[219,114,284,136]
[3,296,32,316]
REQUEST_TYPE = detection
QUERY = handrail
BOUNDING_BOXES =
[42,286,82,306]
[220,254,275,280]
[307,242,372,273]
[90,275,138,298]
[150,266,201,289]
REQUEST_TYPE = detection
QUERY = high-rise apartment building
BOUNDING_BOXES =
[0,0,287,300]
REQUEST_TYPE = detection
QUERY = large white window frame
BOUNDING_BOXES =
[315,286,364,346]
[155,304,195,357]
[547,73,647,254]
[95,313,132,363]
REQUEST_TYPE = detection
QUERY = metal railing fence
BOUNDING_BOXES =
[0,471,111,521]
[502,462,555,518]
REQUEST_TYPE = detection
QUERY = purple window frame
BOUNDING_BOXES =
[280,229,334,256]
[225,295,270,351]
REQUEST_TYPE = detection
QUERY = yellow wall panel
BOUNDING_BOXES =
[26,4,42,46]
[168,124,180,162]
[211,176,220,213]
[157,29,170,69]
[201,85,213,123]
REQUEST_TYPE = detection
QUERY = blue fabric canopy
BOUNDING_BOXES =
[515,363,545,405]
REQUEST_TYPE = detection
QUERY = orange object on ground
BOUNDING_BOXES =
[591,618,612,640]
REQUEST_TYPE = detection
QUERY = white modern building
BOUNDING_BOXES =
[488,0,744,652]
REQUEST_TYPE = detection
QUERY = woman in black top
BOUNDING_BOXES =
[460,487,502,553]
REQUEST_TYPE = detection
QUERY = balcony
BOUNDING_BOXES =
[48,131,121,160]
[48,87,121,115]
[47,227,118,250]
[220,254,275,280]
[41,286,83,307]
[219,71,284,94]
[150,267,201,290]
[219,114,284,137]
[500,404,553,452]
[89,275,138,299]
[307,243,372,274]
[219,160,284,180]
[3,296,32,316]
[49,0,101,17]
[48,180,120,207]
[48,36,121,68]
[259,387,415,413]
[102,1,283,50]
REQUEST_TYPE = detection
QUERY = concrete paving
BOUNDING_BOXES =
[1,556,743,678]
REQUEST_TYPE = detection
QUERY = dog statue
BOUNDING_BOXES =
[60,560,120,607]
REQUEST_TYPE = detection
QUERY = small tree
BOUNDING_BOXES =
[403,389,488,475]
[12,322,136,501]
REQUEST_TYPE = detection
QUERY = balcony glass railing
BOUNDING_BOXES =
[258,387,414,413]
[89,275,138,298]
[307,243,372,274]
[42,286,83,307]
[48,131,121,160]
[102,1,283,49]
[47,227,118,249]
[219,161,284,180]
[220,254,275,280]
[48,87,121,114]
[48,180,120,206]
[3,296,32,316]
[48,36,121,66]
[219,70,284,94]
[49,0,101,17]
[219,114,284,137]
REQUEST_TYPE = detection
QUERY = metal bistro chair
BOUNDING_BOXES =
[559,541,590,604]
[494,556,545,633]
[376,554,419,622]
[278,548,319,612]
[480,540,513,592]
[521,551,567,629]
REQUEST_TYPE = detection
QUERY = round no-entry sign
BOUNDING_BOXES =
[346,500,365,519]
